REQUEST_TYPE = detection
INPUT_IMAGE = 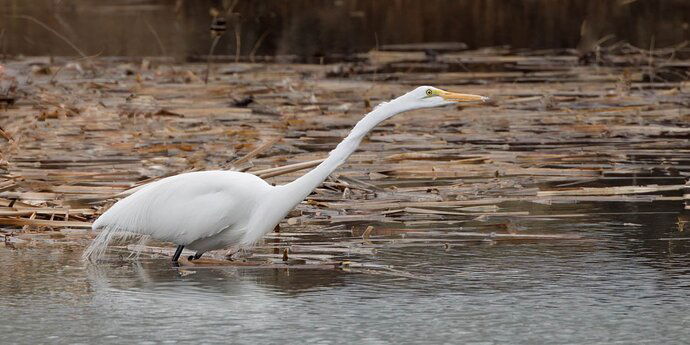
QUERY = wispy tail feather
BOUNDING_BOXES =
[81,225,141,262]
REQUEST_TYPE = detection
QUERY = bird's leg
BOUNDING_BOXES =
[172,245,184,262]
[188,252,204,261]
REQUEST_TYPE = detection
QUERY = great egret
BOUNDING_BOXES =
[83,86,488,263]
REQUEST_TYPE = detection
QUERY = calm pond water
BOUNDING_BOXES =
[2,201,690,345]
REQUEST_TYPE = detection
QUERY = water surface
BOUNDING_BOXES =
[2,201,690,345]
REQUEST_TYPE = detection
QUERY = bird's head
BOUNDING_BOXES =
[400,86,489,109]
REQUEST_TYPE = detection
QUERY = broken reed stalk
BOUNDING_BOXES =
[249,30,270,63]
[233,21,241,63]
[362,225,374,240]
[253,159,325,179]
[0,28,5,60]
[49,51,103,84]
[10,15,87,58]
[204,35,222,84]
[232,137,281,166]
[144,19,167,56]
[0,217,92,228]
[204,10,229,84]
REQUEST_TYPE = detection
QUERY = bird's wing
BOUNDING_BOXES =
[93,171,269,245]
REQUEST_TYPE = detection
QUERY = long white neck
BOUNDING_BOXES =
[241,96,419,246]
[272,97,414,212]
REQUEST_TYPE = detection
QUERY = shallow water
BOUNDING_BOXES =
[2,201,690,345]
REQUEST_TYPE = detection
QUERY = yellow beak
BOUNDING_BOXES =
[438,90,489,102]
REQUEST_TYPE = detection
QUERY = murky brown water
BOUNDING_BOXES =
[2,0,688,58]
[2,200,689,344]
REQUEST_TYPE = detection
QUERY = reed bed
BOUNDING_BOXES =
[1,44,688,269]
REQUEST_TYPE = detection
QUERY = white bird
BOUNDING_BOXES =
[83,86,488,263]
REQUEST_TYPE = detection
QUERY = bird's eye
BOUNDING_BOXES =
[426,89,433,96]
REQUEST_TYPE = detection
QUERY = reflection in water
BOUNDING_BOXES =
[86,261,347,296]
[2,0,688,57]
[2,201,690,344]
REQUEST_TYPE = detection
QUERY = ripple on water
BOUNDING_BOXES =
[2,201,690,344]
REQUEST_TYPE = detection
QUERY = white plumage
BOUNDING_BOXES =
[93,171,269,247]
[83,86,487,262]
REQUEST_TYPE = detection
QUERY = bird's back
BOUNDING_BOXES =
[85,170,272,260]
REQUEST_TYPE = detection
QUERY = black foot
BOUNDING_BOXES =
[188,252,204,261]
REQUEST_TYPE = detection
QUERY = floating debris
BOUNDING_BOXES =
[0,46,688,268]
